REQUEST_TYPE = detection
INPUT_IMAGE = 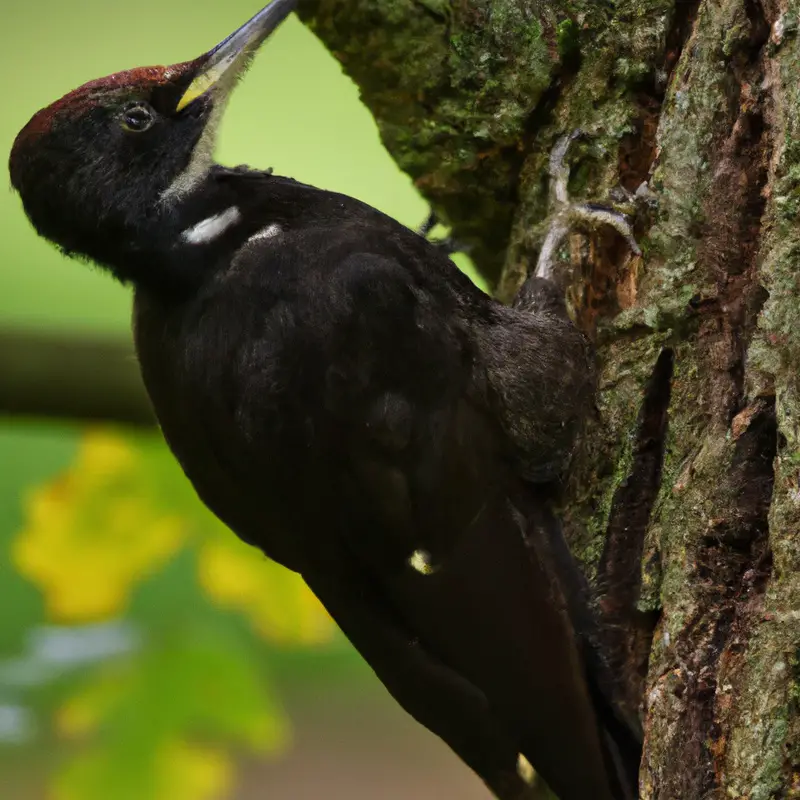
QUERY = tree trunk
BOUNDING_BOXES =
[298,1,799,797]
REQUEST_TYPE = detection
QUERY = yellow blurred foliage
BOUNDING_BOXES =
[199,536,333,645]
[14,431,186,621]
[50,629,290,800]
[156,741,233,800]
[55,678,119,739]
[54,647,289,754]
[52,739,233,800]
[13,428,334,646]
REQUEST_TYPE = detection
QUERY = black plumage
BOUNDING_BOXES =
[8,2,640,797]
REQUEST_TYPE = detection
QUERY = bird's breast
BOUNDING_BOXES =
[132,284,321,565]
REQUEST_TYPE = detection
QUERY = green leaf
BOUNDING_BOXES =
[53,625,288,800]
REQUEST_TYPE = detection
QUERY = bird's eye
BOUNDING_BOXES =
[121,103,155,133]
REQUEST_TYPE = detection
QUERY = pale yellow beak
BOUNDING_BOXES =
[176,0,297,112]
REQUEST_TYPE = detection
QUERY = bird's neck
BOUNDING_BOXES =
[87,166,300,298]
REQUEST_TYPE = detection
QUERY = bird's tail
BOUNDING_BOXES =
[521,491,643,800]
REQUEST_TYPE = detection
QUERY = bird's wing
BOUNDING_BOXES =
[338,400,615,800]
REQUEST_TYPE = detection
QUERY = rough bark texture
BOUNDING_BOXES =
[298,1,800,796]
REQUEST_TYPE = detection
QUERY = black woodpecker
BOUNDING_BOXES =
[9,2,641,798]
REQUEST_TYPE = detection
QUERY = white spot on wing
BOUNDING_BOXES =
[182,207,241,244]
[516,753,536,786]
[408,549,438,575]
[247,223,282,244]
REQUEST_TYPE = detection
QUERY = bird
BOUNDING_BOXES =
[9,2,641,797]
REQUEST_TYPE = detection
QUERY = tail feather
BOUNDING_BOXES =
[521,492,643,800]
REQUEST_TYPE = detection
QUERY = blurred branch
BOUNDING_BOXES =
[0,327,156,427]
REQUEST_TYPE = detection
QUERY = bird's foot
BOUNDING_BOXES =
[535,132,641,282]
[416,209,471,256]
[417,208,439,238]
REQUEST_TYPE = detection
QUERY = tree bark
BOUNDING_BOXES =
[4,0,799,795]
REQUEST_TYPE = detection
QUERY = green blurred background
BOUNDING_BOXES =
[1,2,489,798]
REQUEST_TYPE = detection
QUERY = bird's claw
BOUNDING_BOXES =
[417,209,472,256]
[535,133,642,281]
[417,209,439,238]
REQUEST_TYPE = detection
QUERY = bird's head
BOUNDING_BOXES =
[9,0,296,277]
